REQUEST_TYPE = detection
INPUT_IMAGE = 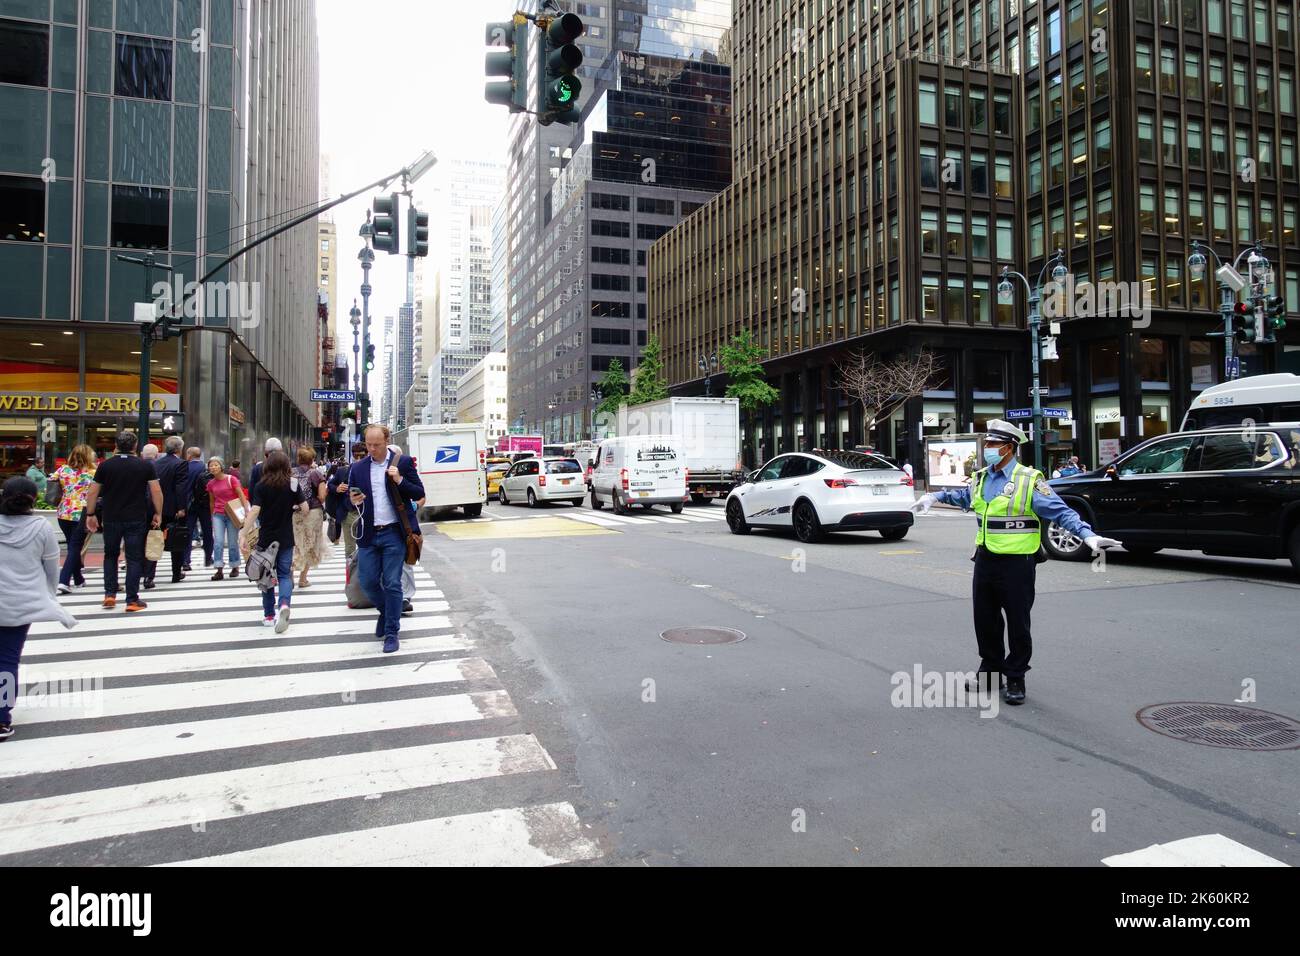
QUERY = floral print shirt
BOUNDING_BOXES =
[54,465,96,520]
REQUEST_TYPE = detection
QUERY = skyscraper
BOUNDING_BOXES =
[650,0,1299,475]
[0,0,321,466]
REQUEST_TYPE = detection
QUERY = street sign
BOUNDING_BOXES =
[148,411,185,434]
[1225,356,1240,379]
[1006,408,1033,419]
[1042,407,1069,418]
[310,389,356,403]
[1028,387,1050,396]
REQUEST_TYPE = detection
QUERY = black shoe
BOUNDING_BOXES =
[965,671,1004,693]
[1003,677,1026,705]
[172,573,185,583]
[182,565,192,572]
[211,568,224,581]
[142,579,156,590]
[204,557,212,568]
[401,600,414,615]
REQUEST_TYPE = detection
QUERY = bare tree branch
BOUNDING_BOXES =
[836,348,943,436]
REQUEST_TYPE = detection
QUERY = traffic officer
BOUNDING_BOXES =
[909,420,1119,705]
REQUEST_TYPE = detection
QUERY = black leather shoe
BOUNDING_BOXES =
[142,579,156,590]
[1003,677,1026,705]
[965,672,1004,693]
[401,600,414,615]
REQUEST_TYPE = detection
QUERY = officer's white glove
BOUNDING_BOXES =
[1084,535,1122,552]
[909,493,938,514]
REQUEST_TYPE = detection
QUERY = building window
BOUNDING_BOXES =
[115,34,173,101]
[320,239,330,252]
[995,154,1012,198]
[1028,150,1043,193]
[1071,129,1087,178]
[1049,141,1065,187]
[971,213,990,258]
[997,216,1014,262]
[1209,56,1226,102]
[993,93,1011,134]
[946,211,965,257]
[1140,183,1157,232]
[0,17,49,87]
[919,80,937,125]
[1095,188,1113,239]
[944,277,966,324]
[969,89,987,132]
[1188,189,1206,236]
[1164,185,1182,235]
[1213,192,1230,242]
[0,175,45,242]
[1072,196,1089,244]
[922,275,940,321]
[1184,50,1201,99]
[1160,46,1178,95]
[920,146,938,188]
[970,151,989,194]
[636,197,674,215]
[945,85,963,127]
[1211,123,1229,171]
[1186,120,1204,168]
[111,185,169,249]
[591,192,629,211]
[1136,42,1154,91]
[921,208,939,254]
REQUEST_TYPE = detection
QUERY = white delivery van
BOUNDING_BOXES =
[589,434,689,514]
[407,423,487,520]
[1181,373,1300,430]
[619,397,743,503]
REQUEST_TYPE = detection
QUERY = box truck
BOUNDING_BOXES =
[407,423,487,520]
[496,434,544,456]
[614,397,743,503]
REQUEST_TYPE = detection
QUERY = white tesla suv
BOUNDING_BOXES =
[724,450,915,543]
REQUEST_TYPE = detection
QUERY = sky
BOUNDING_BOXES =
[316,0,514,363]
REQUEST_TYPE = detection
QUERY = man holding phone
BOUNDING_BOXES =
[346,424,425,652]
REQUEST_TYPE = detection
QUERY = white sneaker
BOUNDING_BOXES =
[274,606,291,634]
[57,584,72,594]
[262,617,275,627]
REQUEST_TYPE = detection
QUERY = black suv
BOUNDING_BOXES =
[1043,426,1300,575]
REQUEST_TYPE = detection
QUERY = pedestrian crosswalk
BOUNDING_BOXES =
[474,502,732,528]
[0,554,602,867]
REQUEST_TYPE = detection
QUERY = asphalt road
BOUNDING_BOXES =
[422,496,1300,866]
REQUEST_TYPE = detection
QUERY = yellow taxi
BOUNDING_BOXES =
[485,459,511,500]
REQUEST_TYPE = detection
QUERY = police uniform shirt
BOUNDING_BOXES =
[933,462,1096,539]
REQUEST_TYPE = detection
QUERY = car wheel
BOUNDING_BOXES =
[880,526,908,541]
[527,489,538,508]
[464,503,483,518]
[591,489,604,510]
[612,490,629,515]
[498,487,509,506]
[1042,521,1089,561]
[726,498,750,535]
[793,500,823,543]
[670,502,684,514]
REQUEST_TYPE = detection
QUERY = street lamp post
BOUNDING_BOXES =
[589,388,599,440]
[358,218,375,426]
[1188,239,1266,382]
[697,351,718,397]
[999,249,1066,473]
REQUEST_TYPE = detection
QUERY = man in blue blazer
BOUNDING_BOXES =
[347,424,425,652]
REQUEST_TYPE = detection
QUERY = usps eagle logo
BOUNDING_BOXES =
[435,446,461,464]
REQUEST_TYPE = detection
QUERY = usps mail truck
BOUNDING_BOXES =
[407,423,488,520]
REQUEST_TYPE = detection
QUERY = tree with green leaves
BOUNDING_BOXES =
[595,358,630,418]
[720,330,779,413]
[628,335,669,405]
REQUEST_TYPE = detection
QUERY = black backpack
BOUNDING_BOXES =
[190,466,211,511]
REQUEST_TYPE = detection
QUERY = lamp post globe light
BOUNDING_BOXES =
[1187,239,1272,381]
[698,352,719,397]
[998,248,1065,472]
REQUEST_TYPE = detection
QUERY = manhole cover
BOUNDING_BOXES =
[660,627,747,645]
[1136,702,1300,751]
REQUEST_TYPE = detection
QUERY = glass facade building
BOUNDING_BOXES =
[0,0,319,473]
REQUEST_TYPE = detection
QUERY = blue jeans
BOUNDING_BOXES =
[261,543,295,617]
[102,520,147,602]
[0,624,30,724]
[58,517,87,587]
[358,526,405,638]
[212,513,240,568]
[188,507,213,564]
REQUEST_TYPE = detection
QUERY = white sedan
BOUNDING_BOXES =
[724,451,916,543]
[497,457,586,507]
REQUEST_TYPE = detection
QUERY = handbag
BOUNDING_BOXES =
[144,528,166,561]
[386,458,422,566]
[345,550,373,608]
[46,477,63,508]
[245,540,281,592]
[165,522,190,554]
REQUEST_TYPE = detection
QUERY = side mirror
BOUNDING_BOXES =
[1105,465,1119,481]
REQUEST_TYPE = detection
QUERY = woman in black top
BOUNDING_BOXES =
[239,450,307,633]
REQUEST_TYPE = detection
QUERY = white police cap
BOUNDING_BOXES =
[985,419,1028,445]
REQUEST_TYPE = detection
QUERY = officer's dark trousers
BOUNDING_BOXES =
[972,549,1036,678]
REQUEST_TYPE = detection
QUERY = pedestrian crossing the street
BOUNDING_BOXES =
[0,554,602,867]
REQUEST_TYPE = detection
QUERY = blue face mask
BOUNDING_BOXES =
[983,447,1005,467]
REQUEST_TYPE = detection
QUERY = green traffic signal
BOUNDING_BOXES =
[537,12,584,125]
[364,343,375,371]
[372,193,400,255]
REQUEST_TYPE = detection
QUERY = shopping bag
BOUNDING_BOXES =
[144,529,165,561]
[345,550,373,609]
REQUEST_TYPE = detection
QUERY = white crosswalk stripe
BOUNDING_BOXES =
[0,553,600,866]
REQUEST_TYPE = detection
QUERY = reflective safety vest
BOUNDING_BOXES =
[971,463,1044,554]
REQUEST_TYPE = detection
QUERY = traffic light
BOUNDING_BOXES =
[371,193,400,255]
[1233,301,1257,342]
[537,12,584,125]
[407,205,429,258]
[1266,294,1287,332]
[485,17,529,112]
[365,343,376,371]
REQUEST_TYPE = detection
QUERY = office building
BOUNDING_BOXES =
[0,1,322,469]
[457,351,509,442]
[650,0,1299,474]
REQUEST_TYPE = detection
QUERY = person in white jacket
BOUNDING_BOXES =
[0,476,78,741]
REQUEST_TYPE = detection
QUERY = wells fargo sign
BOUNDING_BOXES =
[0,392,180,414]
